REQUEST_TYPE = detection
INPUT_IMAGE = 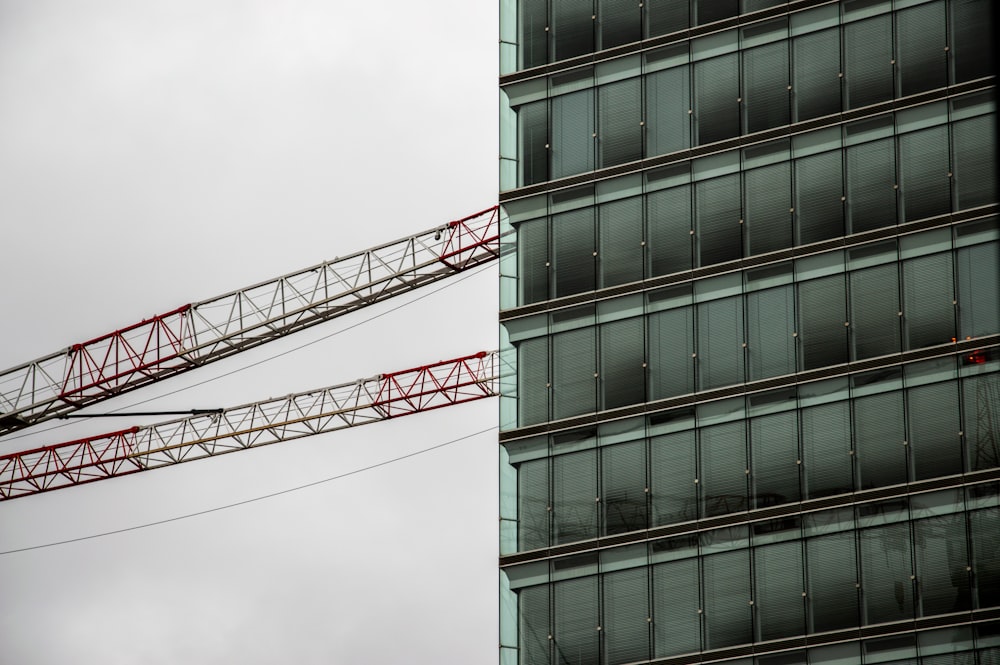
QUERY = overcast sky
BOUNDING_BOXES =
[0,2,499,663]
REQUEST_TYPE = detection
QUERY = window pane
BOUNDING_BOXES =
[899,126,951,223]
[807,531,860,632]
[957,242,1000,340]
[519,0,549,69]
[518,100,549,186]
[552,89,595,179]
[798,275,849,370]
[647,185,693,276]
[795,149,845,244]
[752,411,801,508]
[755,540,806,641]
[650,431,698,525]
[645,66,691,157]
[963,373,1000,473]
[518,218,550,305]
[952,115,998,210]
[602,440,647,535]
[695,54,740,145]
[695,0,737,25]
[970,507,1000,608]
[850,263,901,360]
[747,285,796,380]
[854,391,907,490]
[703,549,753,649]
[600,317,646,410]
[847,137,897,233]
[700,421,749,517]
[518,337,550,426]
[552,207,596,298]
[844,15,894,110]
[519,459,550,550]
[896,1,947,96]
[553,0,595,61]
[553,449,598,543]
[599,78,643,168]
[902,252,955,350]
[802,401,854,498]
[645,0,689,38]
[860,523,914,624]
[696,174,743,266]
[520,585,551,665]
[745,162,793,255]
[914,513,972,617]
[908,381,963,481]
[743,40,790,134]
[652,558,701,656]
[951,0,996,84]
[599,197,644,288]
[553,327,597,420]
[697,296,745,390]
[554,576,600,665]
[793,28,841,122]
[599,0,641,50]
[603,567,650,664]
[648,307,695,398]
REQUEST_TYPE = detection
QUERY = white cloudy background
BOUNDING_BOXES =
[0,2,498,663]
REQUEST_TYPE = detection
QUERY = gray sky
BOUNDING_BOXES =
[0,2,498,663]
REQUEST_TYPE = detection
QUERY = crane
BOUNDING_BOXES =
[0,207,502,500]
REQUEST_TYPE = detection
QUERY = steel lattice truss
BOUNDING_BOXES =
[0,207,499,437]
[0,351,498,500]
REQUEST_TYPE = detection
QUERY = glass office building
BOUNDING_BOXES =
[497,1,999,663]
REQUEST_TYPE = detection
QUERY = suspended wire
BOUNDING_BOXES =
[0,424,498,556]
[0,261,496,444]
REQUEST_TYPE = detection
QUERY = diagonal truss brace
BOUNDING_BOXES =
[0,206,500,437]
[0,351,499,500]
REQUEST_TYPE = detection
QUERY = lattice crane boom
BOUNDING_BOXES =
[0,350,499,500]
[0,206,499,437]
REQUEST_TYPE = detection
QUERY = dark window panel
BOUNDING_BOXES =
[696,173,743,266]
[792,28,841,122]
[807,531,861,632]
[552,207,596,298]
[751,411,801,509]
[896,0,948,97]
[745,162,793,255]
[648,306,695,399]
[860,523,914,624]
[849,263,901,360]
[651,431,697,525]
[652,558,701,656]
[518,337,550,427]
[554,576,600,665]
[552,327,597,420]
[599,78,643,168]
[951,0,996,84]
[551,88,595,179]
[519,0,549,70]
[902,252,955,350]
[755,540,807,641]
[519,458,551,550]
[963,374,1000,473]
[854,391,908,490]
[742,0,785,11]
[953,115,999,210]
[518,217,549,306]
[553,449,598,543]
[795,150,845,244]
[695,54,740,145]
[970,507,1000,608]
[798,275,849,370]
[518,100,549,187]
[743,40,790,134]
[847,137,897,233]
[520,584,552,665]
[645,0,689,38]
[599,197,644,288]
[599,0,641,50]
[703,549,753,649]
[899,125,951,223]
[697,296,745,390]
[844,15,894,110]
[908,381,963,481]
[645,65,691,158]
[603,567,651,664]
[802,401,854,498]
[957,242,1000,341]
[646,184,693,276]
[553,0,595,61]
[747,285,796,380]
[695,0,737,25]
[700,421,749,517]
[600,317,646,410]
[602,440,648,535]
[914,512,973,616]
